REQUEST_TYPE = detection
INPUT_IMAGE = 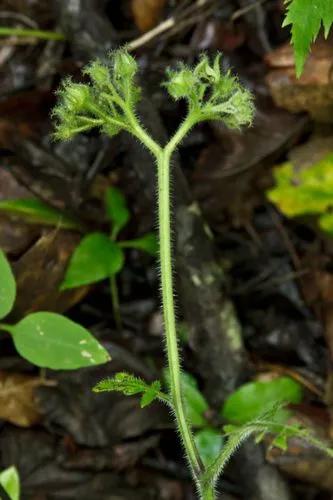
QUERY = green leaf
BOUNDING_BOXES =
[194,428,224,467]
[120,232,158,256]
[182,372,210,427]
[93,372,163,407]
[272,431,288,451]
[105,187,130,239]
[0,466,20,500]
[0,198,80,230]
[164,371,209,427]
[221,376,303,425]
[61,233,124,290]
[0,249,16,320]
[5,312,110,370]
[267,153,333,238]
[140,381,162,408]
[319,212,333,236]
[283,0,333,77]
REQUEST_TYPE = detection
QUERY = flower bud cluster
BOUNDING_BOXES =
[164,54,254,129]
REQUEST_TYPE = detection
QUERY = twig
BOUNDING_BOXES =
[127,0,214,51]
[231,0,268,22]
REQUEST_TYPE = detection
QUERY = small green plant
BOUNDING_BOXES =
[0,466,20,500]
[53,49,254,498]
[0,248,110,369]
[267,152,333,237]
[61,185,157,329]
[53,48,333,499]
[0,187,157,330]
[283,0,333,76]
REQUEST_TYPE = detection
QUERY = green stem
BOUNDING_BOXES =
[200,485,215,500]
[0,27,65,41]
[157,142,203,480]
[110,276,122,331]
[0,323,13,333]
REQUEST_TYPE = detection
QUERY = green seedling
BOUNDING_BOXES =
[267,152,333,237]
[0,248,110,370]
[60,185,158,330]
[53,48,333,499]
[0,188,157,331]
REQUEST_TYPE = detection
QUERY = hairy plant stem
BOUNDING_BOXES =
[200,486,215,500]
[117,109,215,497]
[157,147,203,479]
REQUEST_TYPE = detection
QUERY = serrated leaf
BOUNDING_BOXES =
[194,428,224,467]
[140,381,161,407]
[93,372,162,407]
[221,376,303,425]
[0,198,80,230]
[120,232,158,256]
[0,466,20,500]
[5,312,110,370]
[105,187,130,239]
[283,0,333,76]
[0,249,16,320]
[61,233,124,289]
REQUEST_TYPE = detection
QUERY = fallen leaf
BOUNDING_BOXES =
[132,0,166,32]
[0,371,43,427]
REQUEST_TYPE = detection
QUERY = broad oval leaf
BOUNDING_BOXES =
[221,376,303,425]
[0,249,16,320]
[61,232,124,290]
[0,466,20,500]
[105,187,130,239]
[8,312,110,370]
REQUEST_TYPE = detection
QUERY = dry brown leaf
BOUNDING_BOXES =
[132,0,166,32]
[0,371,43,427]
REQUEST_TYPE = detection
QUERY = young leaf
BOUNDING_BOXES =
[0,249,16,320]
[0,466,20,500]
[221,376,303,425]
[0,198,80,230]
[120,232,158,256]
[283,0,333,77]
[5,312,110,370]
[194,428,224,467]
[140,381,162,408]
[61,233,124,290]
[93,372,163,407]
[105,187,130,239]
